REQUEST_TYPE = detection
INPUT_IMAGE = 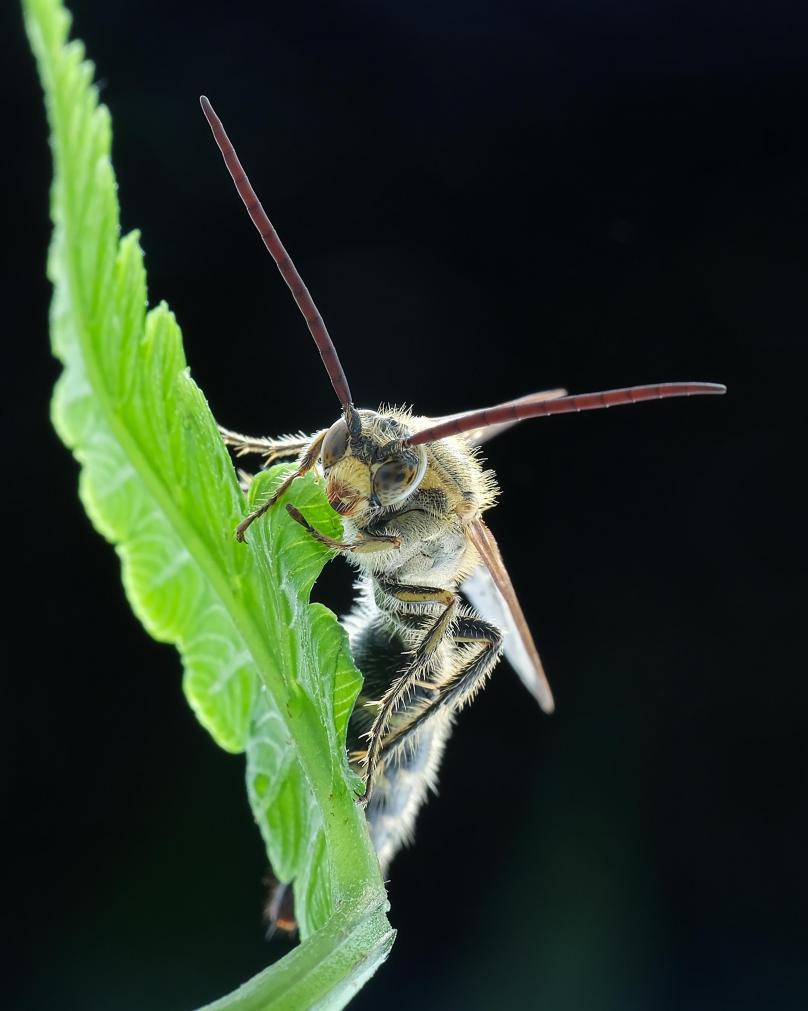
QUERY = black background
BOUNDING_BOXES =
[5,1,807,1009]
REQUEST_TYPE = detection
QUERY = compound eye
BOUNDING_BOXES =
[372,449,426,507]
[321,419,349,470]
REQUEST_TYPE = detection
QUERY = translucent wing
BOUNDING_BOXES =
[464,519,555,713]
[428,388,568,448]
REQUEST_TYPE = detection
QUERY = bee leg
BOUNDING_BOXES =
[362,582,458,801]
[218,426,313,465]
[286,505,402,554]
[264,875,298,939]
[235,430,327,542]
[378,614,504,767]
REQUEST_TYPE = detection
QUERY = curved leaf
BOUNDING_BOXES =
[24,0,392,1004]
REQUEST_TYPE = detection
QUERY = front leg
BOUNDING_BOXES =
[286,505,401,555]
[235,430,327,542]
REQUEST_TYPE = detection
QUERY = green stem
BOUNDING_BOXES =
[198,896,395,1011]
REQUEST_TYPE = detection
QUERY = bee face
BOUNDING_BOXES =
[319,411,428,519]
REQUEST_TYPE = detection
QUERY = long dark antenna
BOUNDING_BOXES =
[199,95,355,416]
[406,382,726,446]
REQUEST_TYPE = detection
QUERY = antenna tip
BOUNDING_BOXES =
[689,382,727,395]
[199,95,219,131]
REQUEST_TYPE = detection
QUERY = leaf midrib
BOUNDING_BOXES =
[46,48,343,844]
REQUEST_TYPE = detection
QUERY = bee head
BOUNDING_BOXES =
[319,410,428,520]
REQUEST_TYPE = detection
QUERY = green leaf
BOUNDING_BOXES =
[24,0,393,1004]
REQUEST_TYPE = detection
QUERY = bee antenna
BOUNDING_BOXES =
[346,404,363,441]
[199,96,355,419]
[405,382,727,446]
